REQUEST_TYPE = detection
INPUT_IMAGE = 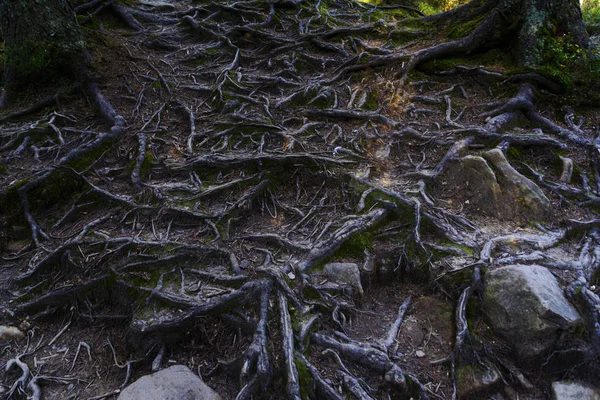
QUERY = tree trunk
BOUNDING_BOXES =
[421,0,589,67]
[513,0,589,66]
[0,0,86,101]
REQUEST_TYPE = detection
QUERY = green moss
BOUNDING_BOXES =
[389,29,422,45]
[447,13,486,39]
[151,80,162,90]
[438,267,473,295]
[573,320,586,338]
[522,28,600,103]
[294,356,315,399]
[336,232,374,258]
[140,151,155,177]
[366,8,411,21]
[67,141,113,171]
[465,297,478,334]
[432,240,475,257]
[32,171,86,210]
[456,363,473,387]
[506,146,523,162]
[317,1,329,15]
[5,37,85,85]
[363,90,378,111]
[419,49,512,74]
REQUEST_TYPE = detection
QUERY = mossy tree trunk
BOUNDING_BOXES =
[0,0,86,102]
[504,0,588,66]
[414,0,590,69]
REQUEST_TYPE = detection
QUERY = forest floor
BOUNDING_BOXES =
[1,0,600,399]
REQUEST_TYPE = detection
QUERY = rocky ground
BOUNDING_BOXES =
[1,0,600,399]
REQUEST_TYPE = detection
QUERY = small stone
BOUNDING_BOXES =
[457,361,502,396]
[322,262,363,297]
[0,326,25,341]
[415,350,425,358]
[402,320,424,347]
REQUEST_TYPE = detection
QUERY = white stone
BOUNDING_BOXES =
[118,365,222,400]
[552,381,600,400]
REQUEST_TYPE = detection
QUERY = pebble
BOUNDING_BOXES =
[415,350,426,358]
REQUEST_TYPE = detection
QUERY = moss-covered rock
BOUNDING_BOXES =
[456,361,502,397]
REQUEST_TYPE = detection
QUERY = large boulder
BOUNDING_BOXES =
[551,381,600,400]
[484,265,582,360]
[118,365,222,400]
[483,148,550,220]
[438,149,550,220]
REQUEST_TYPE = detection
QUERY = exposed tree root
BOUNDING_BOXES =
[2,0,599,398]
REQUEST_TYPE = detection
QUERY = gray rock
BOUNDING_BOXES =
[559,156,573,184]
[322,262,363,296]
[483,149,550,220]
[484,265,582,360]
[451,155,503,217]
[118,365,222,400]
[439,150,550,220]
[552,381,600,400]
[402,320,424,347]
[456,361,502,396]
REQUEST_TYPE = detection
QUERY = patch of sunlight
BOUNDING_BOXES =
[357,0,384,4]
[379,171,393,187]
[582,0,600,25]
[356,0,469,12]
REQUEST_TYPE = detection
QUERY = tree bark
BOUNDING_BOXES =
[0,0,86,102]
[425,0,589,67]
[514,0,589,66]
